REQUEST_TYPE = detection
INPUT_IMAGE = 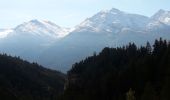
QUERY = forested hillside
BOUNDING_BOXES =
[0,54,65,100]
[61,38,170,100]
[1,38,170,100]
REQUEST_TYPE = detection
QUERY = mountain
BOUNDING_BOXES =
[0,20,70,61]
[150,9,170,25]
[60,39,170,100]
[38,8,170,72]
[75,8,149,33]
[15,19,70,39]
[0,53,65,100]
[146,9,170,30]
[0,8,170,72]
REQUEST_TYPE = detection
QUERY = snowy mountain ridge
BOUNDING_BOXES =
[75,8,170,34]
[0,19,71,39]
[1,8,170,39]
[0,8,170,72]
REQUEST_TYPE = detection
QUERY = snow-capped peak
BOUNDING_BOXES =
[110,8,122,13]
[150,9,170,25]
[75,8,149,33]
[152,9,166,18]
[14,19,70,38]
[100,8,122,14]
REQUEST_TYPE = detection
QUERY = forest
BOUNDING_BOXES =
[60,38,170,100]
[0,54,65,100]
[0,38,170,100]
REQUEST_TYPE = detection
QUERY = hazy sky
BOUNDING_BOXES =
[0,0,170,28]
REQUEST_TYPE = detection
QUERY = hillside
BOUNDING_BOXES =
[61,38,170,100]
[0,54,65,100]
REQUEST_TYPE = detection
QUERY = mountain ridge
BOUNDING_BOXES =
[0,8,170,72]
[0,8,170,38]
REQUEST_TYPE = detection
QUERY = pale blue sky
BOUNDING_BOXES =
[0,0,170,28]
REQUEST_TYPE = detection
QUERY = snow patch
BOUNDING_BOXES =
[164,17,170,23]
[0,29,13,38]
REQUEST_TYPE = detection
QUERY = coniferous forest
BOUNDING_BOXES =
[60,38,170,100]
[0,54,65,100]
[0,38,170,100]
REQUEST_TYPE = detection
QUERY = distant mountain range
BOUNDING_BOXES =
[0,8,170,72]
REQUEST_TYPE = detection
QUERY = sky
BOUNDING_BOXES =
[0,0,170,28]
